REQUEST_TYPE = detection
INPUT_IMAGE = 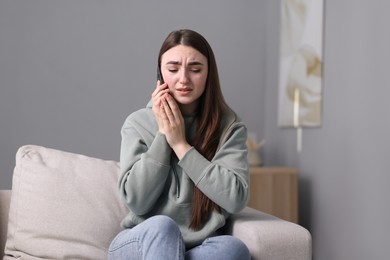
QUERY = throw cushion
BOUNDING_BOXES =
[4,145,129,259]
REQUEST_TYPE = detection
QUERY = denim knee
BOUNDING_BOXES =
[146,215,181,236]
[221,236,250,259]
[108,229,142,259]
[108,215,185,260]
[201,235,251,260]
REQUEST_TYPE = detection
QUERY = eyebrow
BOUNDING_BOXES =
[165,61,204,66]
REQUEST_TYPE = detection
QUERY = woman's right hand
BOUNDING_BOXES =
[152,80,170,133]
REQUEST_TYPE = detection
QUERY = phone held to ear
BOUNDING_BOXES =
[157,66,164,84]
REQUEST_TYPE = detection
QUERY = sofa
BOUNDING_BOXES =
[0,145,312,259]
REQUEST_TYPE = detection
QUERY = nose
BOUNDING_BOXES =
[179,69,189,84]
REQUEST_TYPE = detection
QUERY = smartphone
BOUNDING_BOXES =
[157,66,164,84]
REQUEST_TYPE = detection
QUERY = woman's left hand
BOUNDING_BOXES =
[160,94,192,159]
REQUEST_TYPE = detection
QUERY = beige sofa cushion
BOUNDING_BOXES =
[4,145,129,259]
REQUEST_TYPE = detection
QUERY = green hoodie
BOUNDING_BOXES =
[119,101,249,248]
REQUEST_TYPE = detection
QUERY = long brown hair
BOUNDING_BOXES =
[158,29,228,230]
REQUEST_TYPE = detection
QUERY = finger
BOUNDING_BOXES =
[164,95,184,125]
[152,87,169,105]
[160,102,171,127]
[152,84,166,98]
[160,102,167,116]
[152,86,169,108]
[156,80,168,91]
[165,95,180,117]
[162,97,174,121]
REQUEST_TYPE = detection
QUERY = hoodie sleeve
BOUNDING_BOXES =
[118,112,172,215]
[178,122,249,214]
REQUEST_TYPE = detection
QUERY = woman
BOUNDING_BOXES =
[109,29,250,260]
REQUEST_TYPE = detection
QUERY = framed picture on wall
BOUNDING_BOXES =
[278,0,324,128]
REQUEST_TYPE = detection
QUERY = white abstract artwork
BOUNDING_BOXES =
[278,0,324,128]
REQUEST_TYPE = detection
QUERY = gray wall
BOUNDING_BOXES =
[264,1,390,259]
[0,0,266,189]
[2,0,390,259]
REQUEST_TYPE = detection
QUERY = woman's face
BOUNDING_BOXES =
[160,45,208,115]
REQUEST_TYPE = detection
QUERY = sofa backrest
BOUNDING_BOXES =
[4,145,129,259]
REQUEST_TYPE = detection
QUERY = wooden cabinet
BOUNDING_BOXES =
[247,167,298,223]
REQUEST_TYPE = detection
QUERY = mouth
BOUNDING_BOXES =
[176,88,192,93]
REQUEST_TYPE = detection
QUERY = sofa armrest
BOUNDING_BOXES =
[1,190,11,259]
[227,207,312,260]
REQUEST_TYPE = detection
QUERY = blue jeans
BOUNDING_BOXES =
[108,215,250,260]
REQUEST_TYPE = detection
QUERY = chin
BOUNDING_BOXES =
[173,96,194,104]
